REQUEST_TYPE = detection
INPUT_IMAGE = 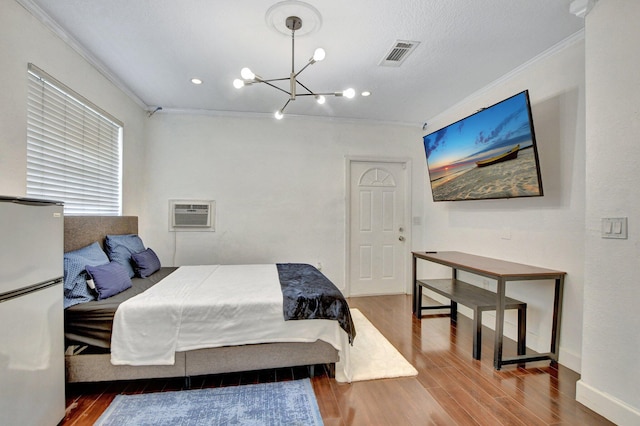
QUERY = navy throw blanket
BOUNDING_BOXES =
[277,263,356,344]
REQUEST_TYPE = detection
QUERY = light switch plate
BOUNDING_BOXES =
[601,217,628,239]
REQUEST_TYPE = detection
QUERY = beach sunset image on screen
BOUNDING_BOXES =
[423,90,543,202]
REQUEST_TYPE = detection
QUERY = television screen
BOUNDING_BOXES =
[423,90,543,202]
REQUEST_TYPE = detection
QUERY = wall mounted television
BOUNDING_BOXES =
[423,90,543,202]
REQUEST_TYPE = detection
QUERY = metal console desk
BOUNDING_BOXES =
[412,251,566,370]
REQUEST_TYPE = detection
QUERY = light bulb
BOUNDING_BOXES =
[343,88,356,99]
[316,95,326,105]
[191,78,202,85]
[274,110,284,120]
[240,67,255,80]
[233,79,245,89]
[313,48,326,62]
[361,91,371,97]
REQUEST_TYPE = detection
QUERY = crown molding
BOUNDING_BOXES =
[424,28,585,131]
[158,107,420,128]
[16,0,148,110]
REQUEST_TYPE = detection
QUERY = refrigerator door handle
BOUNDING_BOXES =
[0,277,63,303]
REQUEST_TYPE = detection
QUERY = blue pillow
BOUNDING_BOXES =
[131,248,161,278]
[63,242,109,308]
[85,262,132,300]
[105,234,145,278]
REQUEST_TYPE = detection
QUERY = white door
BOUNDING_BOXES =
[349,161,407,296]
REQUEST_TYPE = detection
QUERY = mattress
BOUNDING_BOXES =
[64,264,355,351]
[64,267,178,348]
[110,264,354,366]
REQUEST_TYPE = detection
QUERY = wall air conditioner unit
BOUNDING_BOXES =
[169,200,215,232]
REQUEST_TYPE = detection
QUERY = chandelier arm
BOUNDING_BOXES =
[259,80,292,96]
[293,60,314,78]
[295,80,316,95]
[260,77,290,83]
[280,98,292,113]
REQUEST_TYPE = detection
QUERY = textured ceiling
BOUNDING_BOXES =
[21,0,584,125]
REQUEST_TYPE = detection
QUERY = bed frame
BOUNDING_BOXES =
[63,216,339,383]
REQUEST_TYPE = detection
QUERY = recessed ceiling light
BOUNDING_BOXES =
[191,78,203,85]
[361,91,371,97]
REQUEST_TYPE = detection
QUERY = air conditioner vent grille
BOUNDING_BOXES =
[175,204,209,210]
[379,40,420,67]
[169,200,215,231]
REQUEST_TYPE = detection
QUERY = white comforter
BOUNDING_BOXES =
[110,264,351,380]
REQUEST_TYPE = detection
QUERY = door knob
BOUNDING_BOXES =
[398,236,405,241]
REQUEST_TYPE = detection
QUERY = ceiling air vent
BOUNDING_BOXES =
[379,40,420,67]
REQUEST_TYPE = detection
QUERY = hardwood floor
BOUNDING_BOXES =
[62,295,613,425]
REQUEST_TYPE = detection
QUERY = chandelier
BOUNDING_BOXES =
[233,16,356,119]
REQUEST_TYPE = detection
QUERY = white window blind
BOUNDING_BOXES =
[26,63,123,215]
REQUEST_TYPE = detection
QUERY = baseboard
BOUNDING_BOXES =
[576,379,640,426]
[558,347,581,374]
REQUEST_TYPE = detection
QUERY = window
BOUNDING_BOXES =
[26,63,123,215]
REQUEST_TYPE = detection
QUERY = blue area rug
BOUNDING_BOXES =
[94,378,323,426]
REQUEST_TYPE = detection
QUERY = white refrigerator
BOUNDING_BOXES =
[0,196,65,425]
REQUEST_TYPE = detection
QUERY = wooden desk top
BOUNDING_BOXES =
[413,251,566,280]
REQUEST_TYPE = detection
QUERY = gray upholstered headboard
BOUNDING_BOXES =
[64,216,138,252]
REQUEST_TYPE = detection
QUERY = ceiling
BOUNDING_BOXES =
[21,0,584,125]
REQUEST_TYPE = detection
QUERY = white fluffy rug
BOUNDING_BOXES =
[339,308,418,382]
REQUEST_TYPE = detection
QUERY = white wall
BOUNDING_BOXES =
[419,38,586,372]
[0,1,146,213]
[140,113,424,291]
[576,1,640,424]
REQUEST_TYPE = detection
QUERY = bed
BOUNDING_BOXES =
[63,216,353,383]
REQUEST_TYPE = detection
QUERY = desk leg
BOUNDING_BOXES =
[450,268,458,323]
[494,278,506,370]
[550,276,565,362]
[412,255,418,316]
[517,306,526,356]
[473,308,482,360]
